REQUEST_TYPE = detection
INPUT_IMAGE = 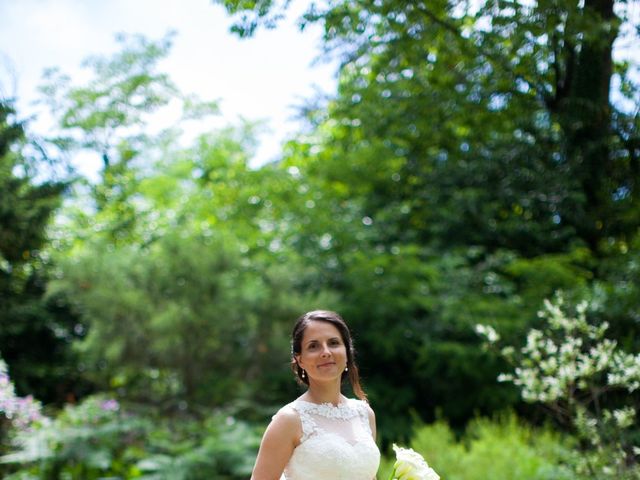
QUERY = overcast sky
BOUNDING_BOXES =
[0,0,337,173]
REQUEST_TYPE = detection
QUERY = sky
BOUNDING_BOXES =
[0,0,337,174]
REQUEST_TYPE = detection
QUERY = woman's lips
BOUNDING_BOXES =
[318,362,336,368]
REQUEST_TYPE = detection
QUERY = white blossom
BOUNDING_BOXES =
[474,324,499,343]
[493,294,639,477]
[608,352,640,392]
[611,407,636,429]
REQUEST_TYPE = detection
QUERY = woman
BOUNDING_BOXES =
[250,310,380,480]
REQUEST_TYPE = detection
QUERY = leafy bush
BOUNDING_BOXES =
[2,395,147,479]
[477,293,640,478]
[1,395,261,480]
[380,413,575,480]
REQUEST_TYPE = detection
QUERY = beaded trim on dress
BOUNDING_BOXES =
[293,399,363,420]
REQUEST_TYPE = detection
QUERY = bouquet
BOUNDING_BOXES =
[388,444,440,480]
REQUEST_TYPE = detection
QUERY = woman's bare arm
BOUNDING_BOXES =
[250,407,301,480]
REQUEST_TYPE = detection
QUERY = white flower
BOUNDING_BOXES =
[392,444,440,480]
[611,407,636,429]
[475,324,500,343]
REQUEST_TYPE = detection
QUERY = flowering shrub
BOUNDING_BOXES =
[0,354,260,479]
[1,393,260,480]
[0,357,47,433]
[476,293,640,479]
[1,393,143,479]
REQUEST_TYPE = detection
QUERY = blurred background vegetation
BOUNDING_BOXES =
[1,0,639,478]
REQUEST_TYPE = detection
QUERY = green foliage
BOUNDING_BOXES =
[0,100,84,404]
[39,32,178,155]
[214,0,640,435]
[50,227,305,406]
[478,294,640,478]
[1,395,145,479]
[216,0,290,36]
[136,415,260,480]
[37,35,322,407]
[379,414,575,480]
[1,395,261,480]
[220,0,640,250]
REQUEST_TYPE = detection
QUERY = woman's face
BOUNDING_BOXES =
[296,320,348,382]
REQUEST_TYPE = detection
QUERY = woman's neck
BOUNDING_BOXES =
[303,380,343,406]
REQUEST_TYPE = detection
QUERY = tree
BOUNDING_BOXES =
[42,35,334,409]
[214,0,640,433]
[217,0,639,253]
[0,100,83,404]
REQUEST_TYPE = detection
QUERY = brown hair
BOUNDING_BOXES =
[291,310,367,401]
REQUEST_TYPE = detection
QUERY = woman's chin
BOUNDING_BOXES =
[309,371,342,382]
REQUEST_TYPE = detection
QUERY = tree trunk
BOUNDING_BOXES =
[562,0,617,254]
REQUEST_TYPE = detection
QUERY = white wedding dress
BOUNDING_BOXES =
[281,398,380,480]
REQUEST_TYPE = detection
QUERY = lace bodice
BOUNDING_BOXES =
[282,398,380,480]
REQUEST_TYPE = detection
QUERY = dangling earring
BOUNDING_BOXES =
[345,366,349,372]
[301,369,306,379]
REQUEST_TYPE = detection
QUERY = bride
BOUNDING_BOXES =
[250,310,380,480]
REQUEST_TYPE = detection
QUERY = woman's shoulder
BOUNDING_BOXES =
[265,403,303,445]
[273,402,303,423]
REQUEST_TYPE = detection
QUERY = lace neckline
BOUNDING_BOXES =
[293,398,360,420]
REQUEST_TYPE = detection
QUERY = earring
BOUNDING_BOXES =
[301,369,306,379]
[345,366,349,372]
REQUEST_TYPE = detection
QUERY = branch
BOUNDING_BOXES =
[412,3,548,102]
